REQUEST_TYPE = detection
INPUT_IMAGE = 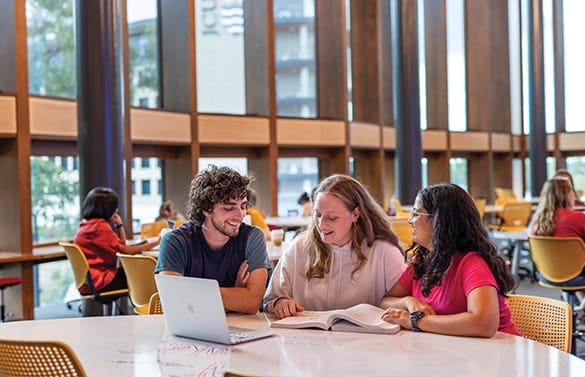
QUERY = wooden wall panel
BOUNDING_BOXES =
[316,0,346,120]
[0,96,17,134]
[351,0,379,123]
[424,0,448,130]
[465,0,510,133]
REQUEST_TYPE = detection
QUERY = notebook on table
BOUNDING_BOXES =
[154,274,275,345]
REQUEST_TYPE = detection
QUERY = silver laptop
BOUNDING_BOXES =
[155,274,275,345]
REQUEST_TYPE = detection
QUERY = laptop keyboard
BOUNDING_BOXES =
[229,331,254,344]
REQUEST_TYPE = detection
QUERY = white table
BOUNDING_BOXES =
[265,216,311,230]
[0,314,584,376]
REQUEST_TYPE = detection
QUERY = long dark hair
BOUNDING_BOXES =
[80,187,119,220]
[411,183,517,296]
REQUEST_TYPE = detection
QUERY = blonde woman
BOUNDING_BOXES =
[263,174,406,319]
[531,177,585,237]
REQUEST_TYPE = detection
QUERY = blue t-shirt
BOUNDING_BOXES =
[155,222,272,287]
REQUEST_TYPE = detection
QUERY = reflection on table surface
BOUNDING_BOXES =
[1,313,584,376]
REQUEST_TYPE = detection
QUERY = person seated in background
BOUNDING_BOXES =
[554,169,585,206]
[155,165,272,314]
[247,189,271,241]
[74,187,160,294]
[380,183,518,337]
[530,177,585,306]
[263,174,406,319]
[155,200,186,222]
[297,191,313,217]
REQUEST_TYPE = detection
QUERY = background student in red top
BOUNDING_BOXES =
[74,187,160,294]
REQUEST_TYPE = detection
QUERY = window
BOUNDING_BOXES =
[26,0,76,98]
[449,157,468,192]
[127,0,160,108]
[446,0,466,131]
[274,0,317,118]
[142,180,151,195]
[563,0,585,131]
[30,156,79,244]
[277,158,318,216]
[131,157,162,230]
[196,0,246,114]
[30,156,79,310]
[566,156,585,197]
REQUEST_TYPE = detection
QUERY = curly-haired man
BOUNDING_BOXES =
[155,165,272,314]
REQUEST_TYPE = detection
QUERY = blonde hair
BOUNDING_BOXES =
[303,174,403,280]
[532,178,573,236]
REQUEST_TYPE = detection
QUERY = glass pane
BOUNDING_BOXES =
[26,0,76,98]
[277,158,318,216]
[546,156,556,178]
[30,156,79,243]
[198,158,248,174]
[563,0,585,132]
[418,0,427,130]
[449,157,468,192]
[542,0,555,133]
[446,0,466,131]
[196,0,246,114]
[566,156,585,199]
[513,158,524,198]
[131,157,162,233]
[274,0,317,118]
[508,0,522,134]
[35,260,74,309]
[127,0,160,108]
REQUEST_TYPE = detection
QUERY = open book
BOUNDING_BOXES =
[270,303,399,334]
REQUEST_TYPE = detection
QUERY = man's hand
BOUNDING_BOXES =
[234,260,250,287]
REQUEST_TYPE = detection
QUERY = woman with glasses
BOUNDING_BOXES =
[380,183,518,337]
[263,174,406,319]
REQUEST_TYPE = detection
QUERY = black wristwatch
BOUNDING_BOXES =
[410,311,425,332]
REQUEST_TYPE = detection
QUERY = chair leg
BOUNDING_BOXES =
[1,289,5,322]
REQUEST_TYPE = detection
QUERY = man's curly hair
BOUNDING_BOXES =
[187,165,253,225]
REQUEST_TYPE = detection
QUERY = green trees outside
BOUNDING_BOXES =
[31,156,79,307]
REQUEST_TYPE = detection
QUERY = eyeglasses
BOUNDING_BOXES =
[409,209,432,219]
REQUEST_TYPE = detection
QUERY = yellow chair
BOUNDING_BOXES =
[140,220,186,238]
[148,292,163,314]
[495,187,517,200]
[473,197,487,220]
[507,294,572,353]
[0,338,87,377]
[117,254,158,315]
[489,201,532,232]
[59,242,128,316]
[528,236,585,290]
[390,197,410,218]
[389,217,412,250]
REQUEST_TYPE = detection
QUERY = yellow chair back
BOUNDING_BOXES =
[389,217,412,249]
[489,201,532,231]
[140,220,186,238]
[59,242,91,292]
[0,339,87,377]
[148,292,163,314]
[528,236,585,284]
[117,254,158,314]
[507,294,572,353]
[495,187,517,200]
[473,198,486,219]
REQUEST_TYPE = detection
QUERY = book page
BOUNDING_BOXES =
[331,319,399,334]
[333,304,398,332]
[270,310,341,330]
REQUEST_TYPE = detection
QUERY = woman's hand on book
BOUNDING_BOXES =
[274,299,305,319]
